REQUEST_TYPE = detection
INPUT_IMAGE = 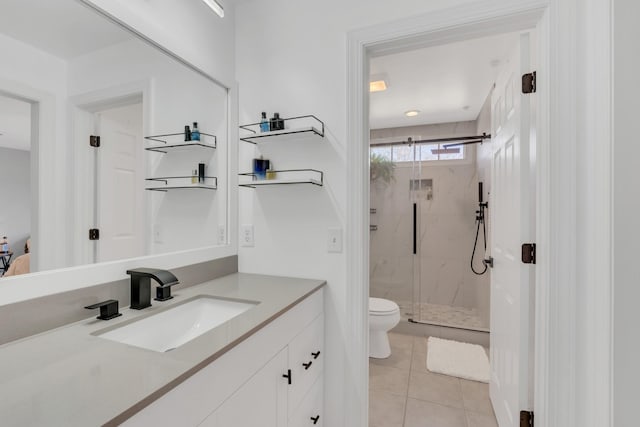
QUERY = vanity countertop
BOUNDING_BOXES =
[0,273,325,427]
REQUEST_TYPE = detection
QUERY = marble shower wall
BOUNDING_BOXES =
[370,121,491,328]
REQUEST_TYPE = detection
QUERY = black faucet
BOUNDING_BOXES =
[126,268,179,310]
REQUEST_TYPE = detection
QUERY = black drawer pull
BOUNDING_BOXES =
[303,361,313,370]
[311,415,320,424]
[283,369,292,385]
[311,351,321,359]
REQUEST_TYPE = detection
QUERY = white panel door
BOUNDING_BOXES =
[490,33,534,427]
[95,103,145,262]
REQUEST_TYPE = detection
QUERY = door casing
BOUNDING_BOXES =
[345,1,613,426]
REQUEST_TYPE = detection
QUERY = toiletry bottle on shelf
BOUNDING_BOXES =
[192,122,200,141]
[191,169,198,184]
[184,125,192,141]
[0,236,8,253]
[252,156,270,180]
[266,164,276,180]
[260,112,270,132]
[198,163,206,183]
[270,112,285,131]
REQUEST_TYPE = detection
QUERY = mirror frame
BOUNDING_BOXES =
[0,0,238,306]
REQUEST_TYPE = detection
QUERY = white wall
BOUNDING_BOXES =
[235,0,487,424]
[613,0,640,424]
[0,147,31,258]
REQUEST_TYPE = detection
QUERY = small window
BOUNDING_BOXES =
[370,146,391,161]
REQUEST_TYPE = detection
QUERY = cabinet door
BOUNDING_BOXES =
[289,377,323,427]
[200,347,288,427]
[288,315,324,415]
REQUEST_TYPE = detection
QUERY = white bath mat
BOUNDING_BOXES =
[426,337,490,383]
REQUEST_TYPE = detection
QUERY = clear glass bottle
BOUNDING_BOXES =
[191,122,200,141]
[260,112,269,132]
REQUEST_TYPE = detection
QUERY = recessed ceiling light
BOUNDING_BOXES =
[369,80,388,92]
[405,110,420,117]
[201,0,224,17]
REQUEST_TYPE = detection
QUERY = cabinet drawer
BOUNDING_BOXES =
[289,377,323,427]
[288,314,323,415]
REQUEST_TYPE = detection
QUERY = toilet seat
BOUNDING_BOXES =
[369,297,399,315]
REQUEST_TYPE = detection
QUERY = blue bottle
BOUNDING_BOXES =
[260,112,270,133]
[191,122,200,141]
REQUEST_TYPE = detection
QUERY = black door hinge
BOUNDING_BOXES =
[522,243,536,264]
[89,229,100,240]
[522,71,536,94]
[520,410,534,427]
[90,135,101,147]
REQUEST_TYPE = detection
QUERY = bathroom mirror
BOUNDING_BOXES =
[0,0,230,278]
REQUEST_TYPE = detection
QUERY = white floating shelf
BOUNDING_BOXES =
[144,132,217,152]
[238,169,324,188]
[239,115,325,145]
[145,176,217,191]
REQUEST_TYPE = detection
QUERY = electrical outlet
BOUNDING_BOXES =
[241,224,254,247]
[218,225,226,245]
[328,227,343,253]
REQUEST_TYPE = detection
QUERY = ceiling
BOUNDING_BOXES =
[369,32,519,130]
[0,95,31,152]
[0,0,132,60]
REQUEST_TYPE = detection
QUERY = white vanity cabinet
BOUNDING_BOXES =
[121,288,324,427]
[201,347,288,427]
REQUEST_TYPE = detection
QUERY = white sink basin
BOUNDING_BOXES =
[97,296,258,352]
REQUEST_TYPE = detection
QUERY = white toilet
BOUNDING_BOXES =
[369,297,401,358]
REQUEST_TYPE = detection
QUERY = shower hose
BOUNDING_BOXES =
[471,213,488,275]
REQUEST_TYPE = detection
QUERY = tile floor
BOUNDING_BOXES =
[369,332,498,427]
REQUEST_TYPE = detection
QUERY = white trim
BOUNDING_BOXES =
[346,1,613,426]
[0,78,56,274]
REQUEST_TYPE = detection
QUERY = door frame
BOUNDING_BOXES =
[69,80,151,266]
[0,79,57,273]
[345,1,613,426]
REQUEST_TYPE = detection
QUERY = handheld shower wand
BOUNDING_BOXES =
[471,182,490,275]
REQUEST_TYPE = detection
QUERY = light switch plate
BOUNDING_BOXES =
[328,227,343,253]
[241,224,254,247]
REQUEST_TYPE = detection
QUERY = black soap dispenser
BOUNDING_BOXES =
[270,113,285,131]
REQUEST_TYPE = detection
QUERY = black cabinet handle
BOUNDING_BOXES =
[311,351,321,359]
[303,361,313,370]
[283,369,292,385]
[311,415,320,424]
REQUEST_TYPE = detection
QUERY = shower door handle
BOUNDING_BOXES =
[412,203,417,255]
